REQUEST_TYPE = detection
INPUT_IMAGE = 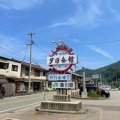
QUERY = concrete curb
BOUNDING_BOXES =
[71,96,106,100]
[35,106,88,114]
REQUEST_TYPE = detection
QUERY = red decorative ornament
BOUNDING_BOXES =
[49,44,75,73]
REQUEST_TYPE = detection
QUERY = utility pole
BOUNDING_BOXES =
[28,31,35,93]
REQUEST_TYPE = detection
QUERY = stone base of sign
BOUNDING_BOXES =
[36,101,88,114]
[53,95,70,102]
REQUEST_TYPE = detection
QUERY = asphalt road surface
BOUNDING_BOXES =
[0,90,120,120]
[0,91,54,114]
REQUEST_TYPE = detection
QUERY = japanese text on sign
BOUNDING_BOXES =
[48,74,71,81]
[52,82,75,89]
[47,55,78,65]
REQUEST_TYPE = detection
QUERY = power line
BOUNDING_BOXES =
[0,8,50,45]
[0,43,48,69]
[0,44,24,58]
[0,28,28,41]
[66,40,120,46]
[22,44,28,62]
[0,8,30,32]
[1,7,120,47]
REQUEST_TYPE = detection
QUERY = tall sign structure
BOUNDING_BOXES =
[36,41,85,114]
[47,43,78,100]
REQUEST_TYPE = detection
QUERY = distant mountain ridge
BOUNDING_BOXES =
[76,61,120,83]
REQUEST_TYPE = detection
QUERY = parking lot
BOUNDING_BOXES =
[80,90,120,120]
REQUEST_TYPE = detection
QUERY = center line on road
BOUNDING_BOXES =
[0,94,51,105]
[0,102,41,113]
[0,96,42,105]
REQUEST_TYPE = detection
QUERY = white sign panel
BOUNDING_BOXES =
[48,74,71,81]
[92,74,101,79]
[47,55,78,65]
[52,82,75,89]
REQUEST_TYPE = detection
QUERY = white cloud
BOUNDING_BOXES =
[88,45,113,60]
[49,0,103,29]
[107,0,120,19]
[0,0,43,10]
[63,35,81,43]
[70,38,80,43]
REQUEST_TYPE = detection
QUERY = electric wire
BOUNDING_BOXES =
[0,44,25,58]
[1,7,120,70]
[0,8,54,52]
[69,39,120,46]
[0,8,30,31]
[0,28,28,41]
[0,8,50,64]
[22,44,28,62]
[0,8,52,46]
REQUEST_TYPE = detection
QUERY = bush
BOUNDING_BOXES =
[87,91,101,99]
[45,88,56,92]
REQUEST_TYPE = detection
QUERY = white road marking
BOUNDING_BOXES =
[0,102,41,113]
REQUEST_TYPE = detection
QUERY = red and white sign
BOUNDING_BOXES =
[47,44,78,73]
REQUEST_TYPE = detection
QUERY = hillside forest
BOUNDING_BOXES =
[76,61,120,88]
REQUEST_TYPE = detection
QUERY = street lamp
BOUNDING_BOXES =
[52,40,59,46]
[58,40,65,45]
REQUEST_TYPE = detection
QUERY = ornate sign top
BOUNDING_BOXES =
[47,44,78,73]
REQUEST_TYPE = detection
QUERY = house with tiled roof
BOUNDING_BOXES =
[0,56,47,96]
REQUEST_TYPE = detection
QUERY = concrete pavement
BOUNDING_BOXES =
[0,106,102,120]
[0,91,120,120]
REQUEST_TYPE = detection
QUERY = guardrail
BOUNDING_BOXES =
[71,89,79,97]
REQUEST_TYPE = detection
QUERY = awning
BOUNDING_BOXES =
[0,79,8,84]
[24,79,45,82]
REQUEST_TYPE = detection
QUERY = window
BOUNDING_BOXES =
[34,70,40,76]
[43,72,46,76]
[25,68,29,76]
[12,65,18,71]
[0,62,9,69]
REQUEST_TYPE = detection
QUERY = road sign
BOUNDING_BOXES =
[52,82,75,89]
[48,74,71,81]
[92,74,101,79]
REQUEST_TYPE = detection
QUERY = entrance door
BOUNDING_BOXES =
[34,82,40,91]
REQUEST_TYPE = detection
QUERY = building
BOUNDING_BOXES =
[21,62,47,92]
[0,56,47,96]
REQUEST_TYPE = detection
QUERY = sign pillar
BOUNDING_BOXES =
[82,67,87,98]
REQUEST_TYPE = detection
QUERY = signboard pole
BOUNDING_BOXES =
[43,87,45,101]
[43,82,46,101]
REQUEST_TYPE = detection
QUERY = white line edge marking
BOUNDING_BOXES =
[0,102,41,113]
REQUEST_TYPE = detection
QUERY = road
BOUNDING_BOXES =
[0,91,54,114]
[0,90,120,120]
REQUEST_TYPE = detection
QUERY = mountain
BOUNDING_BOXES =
[76,61,120,85]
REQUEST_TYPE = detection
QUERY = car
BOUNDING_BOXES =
[100,86,111,91]
[79,86,110,98]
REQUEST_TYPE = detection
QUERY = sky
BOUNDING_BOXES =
[0,0,120,71]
